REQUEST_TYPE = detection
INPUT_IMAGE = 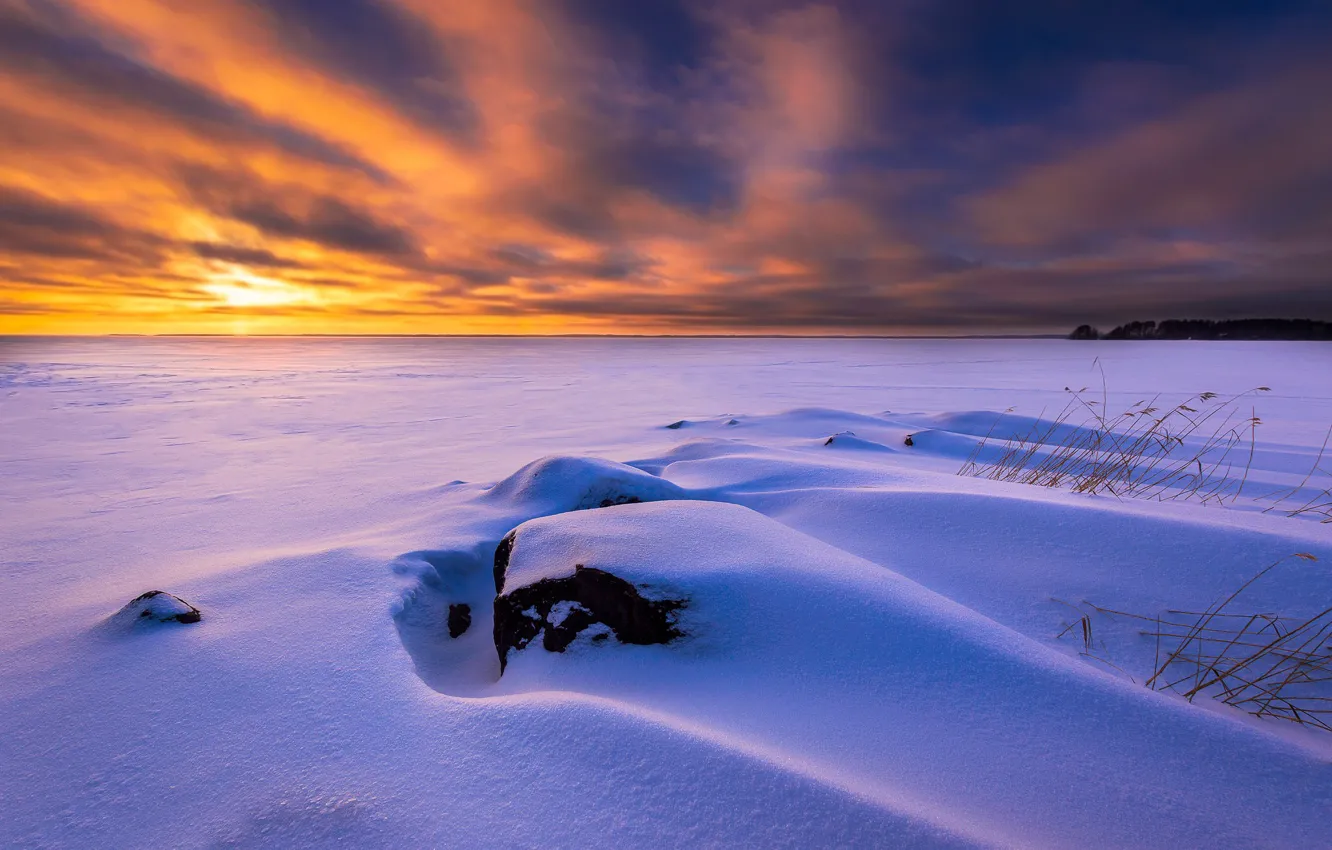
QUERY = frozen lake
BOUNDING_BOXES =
[3,337,1329,586]
[3,337,1331,848]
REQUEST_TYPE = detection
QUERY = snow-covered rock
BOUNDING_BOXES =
[111,590,201,627]
[493,552,685,671]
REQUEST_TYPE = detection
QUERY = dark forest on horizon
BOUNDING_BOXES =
[1069,319,1332,341]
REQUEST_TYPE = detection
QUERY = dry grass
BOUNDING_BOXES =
[1057,554,1331,732]
[959,366,1331,520]
[1255,425,1332,521]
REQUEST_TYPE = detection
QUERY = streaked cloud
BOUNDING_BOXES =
[1,0,1329,334]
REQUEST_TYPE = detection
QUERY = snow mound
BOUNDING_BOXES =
[915,410,1080,442]
[9,341,1332,848]
[109,590,201,628]
[481,455,690,514]
[473,500,1332,848]
[822,431,895,452]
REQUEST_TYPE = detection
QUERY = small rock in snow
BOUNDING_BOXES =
[447,603,471,638]
[113,591,201,626]
[824,431,855,446]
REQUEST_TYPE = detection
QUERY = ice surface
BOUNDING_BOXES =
[2,337,1331,848]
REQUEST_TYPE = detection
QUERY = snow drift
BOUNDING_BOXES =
[5,338,1331,848]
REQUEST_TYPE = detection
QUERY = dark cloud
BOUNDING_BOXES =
[425,265,510,287]
[244,0,477,141]
[555,0,710,83]
[524,194,621,242]
[502,5,743,228]
[0,7,390,182]
[0,187,117,240]
[490,243,653,281]
[229,198,419,257]
[0,187,163,262]
[188,242,306,268]
[508,102,740,238]
[597,134,740,215]
[965,63,1332,252]
[455,243,1332,332]
[898,0,1329,126]
[178,166,419,258]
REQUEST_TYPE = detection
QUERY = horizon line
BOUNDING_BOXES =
[1,332,1070,340]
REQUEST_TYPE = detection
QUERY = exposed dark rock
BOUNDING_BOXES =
[598,495,641,508]
[666,420,686,429]
[116,590,201,625]
[904,434,914,447]
[493,531,516,593]
[492,564,685,672]
[447,603,471,638]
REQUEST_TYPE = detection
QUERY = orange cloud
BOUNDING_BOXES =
[2,1,1330,335]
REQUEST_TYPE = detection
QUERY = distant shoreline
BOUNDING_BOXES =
[3,333,1071,340]
[1069,318,1332,341]
[1,328,1326,341]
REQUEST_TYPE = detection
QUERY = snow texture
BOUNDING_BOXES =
[2,337,1331,848]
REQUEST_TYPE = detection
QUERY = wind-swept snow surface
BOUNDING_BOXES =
[2,338,1331,848]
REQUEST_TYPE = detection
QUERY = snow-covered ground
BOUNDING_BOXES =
[2,337,1330,848]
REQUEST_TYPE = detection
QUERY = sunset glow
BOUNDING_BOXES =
[200,272,318,310]
[1,1,1329,335]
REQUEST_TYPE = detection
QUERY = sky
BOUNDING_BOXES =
[1,0,1330,335]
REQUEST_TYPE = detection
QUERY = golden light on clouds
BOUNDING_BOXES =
[1,1,1329,334]
[200,271,319,310]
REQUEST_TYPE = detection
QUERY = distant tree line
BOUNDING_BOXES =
[1069,319,1332,341]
